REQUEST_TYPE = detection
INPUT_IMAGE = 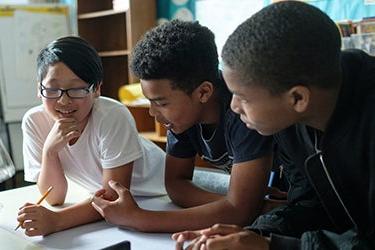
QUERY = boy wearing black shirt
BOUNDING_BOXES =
[175,1,375,249]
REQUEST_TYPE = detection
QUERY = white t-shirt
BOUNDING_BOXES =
[22,97,166,196]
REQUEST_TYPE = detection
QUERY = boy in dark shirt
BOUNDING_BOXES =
[174,1,375,249]
[91,20,276,232]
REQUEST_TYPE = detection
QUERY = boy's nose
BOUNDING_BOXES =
[57,92,72,104]
[230,97,241,114]
[148,104,157,117]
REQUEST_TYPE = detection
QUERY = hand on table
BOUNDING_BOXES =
[173,224,270,250]
[17,203,59,236]
[91,180,140,227]
[262,187,288,214]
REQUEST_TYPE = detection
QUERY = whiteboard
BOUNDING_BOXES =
[0,5,71,122]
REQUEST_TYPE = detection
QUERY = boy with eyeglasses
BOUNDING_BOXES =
[174,1,375,249]
[17,36,166,236]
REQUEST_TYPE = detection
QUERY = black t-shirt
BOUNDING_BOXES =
[273,49,375,236]
[167,78,272,173]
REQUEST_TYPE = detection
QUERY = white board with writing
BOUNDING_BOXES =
[0,5,70,122]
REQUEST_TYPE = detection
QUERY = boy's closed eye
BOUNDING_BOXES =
[153,101,169,107]
[240,98,249,104]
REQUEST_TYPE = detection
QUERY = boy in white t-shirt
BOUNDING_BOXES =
[17,36,165,236]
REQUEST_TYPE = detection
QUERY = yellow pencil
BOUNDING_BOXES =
[14,186,53,231]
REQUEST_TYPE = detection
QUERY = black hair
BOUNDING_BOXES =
[37,36,103,88]
[222,1,342,94]
[130,19,219,94]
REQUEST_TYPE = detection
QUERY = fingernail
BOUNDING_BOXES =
[177,234,183,242]
[109,180,115,184]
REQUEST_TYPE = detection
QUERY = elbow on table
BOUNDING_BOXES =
[165,180,191,208]
[45,195,66,206]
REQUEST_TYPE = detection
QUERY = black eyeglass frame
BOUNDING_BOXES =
[39,83,95,99]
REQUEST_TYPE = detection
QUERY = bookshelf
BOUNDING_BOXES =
[76,0,156,99]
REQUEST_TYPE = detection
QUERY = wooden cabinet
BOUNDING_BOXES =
[76,0,156,99]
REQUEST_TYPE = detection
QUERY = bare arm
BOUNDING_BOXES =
[165,154,223,207]
[92,155,272,232]
[37,118,81,205]
[53,163,133,231]
[18,162,133,236]
[37,150,68,205]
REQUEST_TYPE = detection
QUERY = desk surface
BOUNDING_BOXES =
[0,182,179,249]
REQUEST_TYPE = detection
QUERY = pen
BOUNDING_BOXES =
[14,186,53,231]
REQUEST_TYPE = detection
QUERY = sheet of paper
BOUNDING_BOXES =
[0,227,42,250]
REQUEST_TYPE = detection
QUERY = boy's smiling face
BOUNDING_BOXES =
[141,79,203,134]
[223,66,298,136]
[40,62,100,127]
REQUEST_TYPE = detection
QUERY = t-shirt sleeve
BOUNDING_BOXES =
[22,112,45,183]
[166,129,197,158]
[98,106,143,168]
[226,111,272,164]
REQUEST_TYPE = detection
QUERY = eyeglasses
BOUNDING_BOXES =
[40,83,95,99]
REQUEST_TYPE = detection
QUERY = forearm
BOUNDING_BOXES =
[130,198,249,233]
[38,150,67,205]
[166,179,223,207]
[54,200,102,232]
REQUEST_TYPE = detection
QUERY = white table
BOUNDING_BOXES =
[0,182,180,249]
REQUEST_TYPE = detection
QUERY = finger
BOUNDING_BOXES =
[94,189,106,197]
[175,239,184,250]
[91,200,105,217]
[172,232,181,240]
[66,130,80,140]
[92,195,111,208]
[201,224,242,236]
[17,212,38,222]
[23,220,39,230]
[192,235,207,250]
[18,206,39,215]
[57,118,77,123]
[172,231,201,242]
[25,228,42,237]
[108,180,129,197]
[18,202,36,210]
[205,234,235,250]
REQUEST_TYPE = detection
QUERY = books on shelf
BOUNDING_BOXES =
[337,20,355,37]
[338,18,375,56]
[357,19,375,34]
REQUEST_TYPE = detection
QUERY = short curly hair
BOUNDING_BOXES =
[130,20,219,94]
[222,1,342,94]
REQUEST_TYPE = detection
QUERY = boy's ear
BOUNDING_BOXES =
[94,82,102,97]
[287,85,310,113]
[195,81,214,103]
[37,83,42,99]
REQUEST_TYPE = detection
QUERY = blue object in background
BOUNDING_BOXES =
[263,0,375,20]
[157,0,195,24]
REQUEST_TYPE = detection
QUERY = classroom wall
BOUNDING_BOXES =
[264,0,375,20]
